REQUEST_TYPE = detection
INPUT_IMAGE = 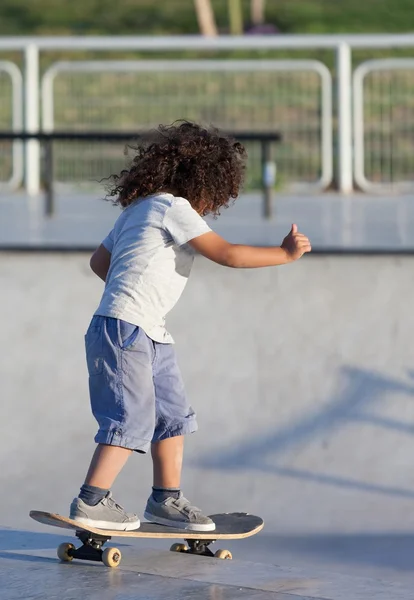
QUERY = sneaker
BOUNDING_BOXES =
[144,492,216,532]
[69,492,140,531]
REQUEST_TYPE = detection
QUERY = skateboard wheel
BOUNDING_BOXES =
[102,547,122,567]
[170,543,187,553]
[214,549,232,560]
[57,542,75,562]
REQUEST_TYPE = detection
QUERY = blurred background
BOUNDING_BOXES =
[1,0,414,247]
[1,1,414,248]
[2,0,414,592]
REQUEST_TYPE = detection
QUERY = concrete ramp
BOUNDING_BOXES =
[3,253,414,592]
[1,529,414,600]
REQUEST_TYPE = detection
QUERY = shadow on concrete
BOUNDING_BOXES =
[0,551,61,565]
[0,527,130,553]
[197,366,414,498]
[0,528,71,551]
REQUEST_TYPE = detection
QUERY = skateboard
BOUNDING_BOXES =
[29,510,263,568]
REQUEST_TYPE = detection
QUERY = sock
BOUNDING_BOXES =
[79,484,109,506]
[152,486,180,502]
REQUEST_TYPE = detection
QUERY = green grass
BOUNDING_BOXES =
[0,0,413,36]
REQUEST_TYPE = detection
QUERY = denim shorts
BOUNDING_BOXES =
[85,315,197,453]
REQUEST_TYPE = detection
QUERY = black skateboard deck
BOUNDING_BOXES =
[29,510,264,567]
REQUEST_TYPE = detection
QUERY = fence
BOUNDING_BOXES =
[0,61,23,189]
[1,35,414,194]
[354,59,414,192]
[41,60,332,193]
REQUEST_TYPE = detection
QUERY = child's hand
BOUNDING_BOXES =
[281,224,312,261]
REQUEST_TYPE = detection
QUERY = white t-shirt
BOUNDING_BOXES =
[94,193,211,343]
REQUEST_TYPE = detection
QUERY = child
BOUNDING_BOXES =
[70,121,311,532]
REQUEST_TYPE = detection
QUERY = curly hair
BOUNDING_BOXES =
[105,121,247,216]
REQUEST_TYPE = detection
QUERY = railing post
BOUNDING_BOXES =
[336,42,353,193]
[261,140,276,219]
[44,136,54,216]
[24,43,40,195]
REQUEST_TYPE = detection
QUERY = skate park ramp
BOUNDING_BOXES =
[2,249,414,599]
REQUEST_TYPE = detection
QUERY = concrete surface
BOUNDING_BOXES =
[2,247,414,597]
[3,537,414,600]
[1,190,414,250]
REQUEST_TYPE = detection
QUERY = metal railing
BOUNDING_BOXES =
[0,130,281,218]
[1,34,414,194]
[0,61,23,189]
[354,58,414,192]
[40,59,332,192]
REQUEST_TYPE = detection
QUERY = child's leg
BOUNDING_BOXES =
[71,443,139,530]
[84,444,132,488]
[70,317,156,531]
[71,444,137,530]
[151,436,183,489]
[144,342,215,531]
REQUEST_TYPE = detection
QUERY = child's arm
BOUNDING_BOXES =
[188,224,311,268]
[90,244,111,281]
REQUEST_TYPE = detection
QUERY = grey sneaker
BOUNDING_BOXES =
[69,492,140,531]
[144,492,215,532]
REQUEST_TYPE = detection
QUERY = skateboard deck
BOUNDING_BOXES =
[29,510,264,567]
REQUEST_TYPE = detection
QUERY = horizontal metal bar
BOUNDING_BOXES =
[0,131,282,142]
[42,59,333,74]
[0,34,414,51]
[353,57,414,79]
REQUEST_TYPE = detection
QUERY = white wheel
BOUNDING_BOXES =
[102,547,122,567]
[57,542,75,562]
[170,543,187,553]
[214,549,232,560]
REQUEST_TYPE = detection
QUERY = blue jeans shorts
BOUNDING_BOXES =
[85,316,197,453]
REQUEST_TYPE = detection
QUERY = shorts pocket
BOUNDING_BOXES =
[85,325,104,376]
[118,320,141,350]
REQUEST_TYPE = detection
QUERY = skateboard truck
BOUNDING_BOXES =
[71,531,111,562]
[170,539,232,559]
[185,539,215,557]
[57,531,122,567]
